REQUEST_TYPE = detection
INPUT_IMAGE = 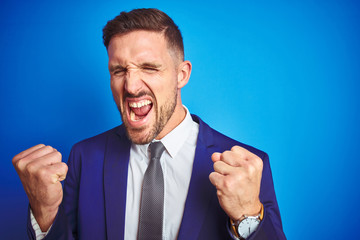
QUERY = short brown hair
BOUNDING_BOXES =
[103,8,184,60]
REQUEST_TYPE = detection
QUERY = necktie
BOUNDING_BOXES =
[138,141,166,240]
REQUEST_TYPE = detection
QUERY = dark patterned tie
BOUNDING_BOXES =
[138,141,166,240]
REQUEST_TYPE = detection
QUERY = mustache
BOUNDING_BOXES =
[123,91,155,100]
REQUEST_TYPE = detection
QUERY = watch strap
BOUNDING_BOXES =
[230,218,240,238]
[259,202,264,221]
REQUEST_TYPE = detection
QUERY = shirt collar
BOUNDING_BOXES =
[134,105,193,159]
[160,105,193,158]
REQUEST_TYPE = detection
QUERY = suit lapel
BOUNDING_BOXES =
[178,115,216,240]
[104,126,131,240]
[103,116,217,240]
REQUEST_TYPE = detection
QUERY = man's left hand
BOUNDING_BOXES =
[209,146,263,221]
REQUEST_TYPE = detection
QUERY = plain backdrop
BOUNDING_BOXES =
[1,0,359,239]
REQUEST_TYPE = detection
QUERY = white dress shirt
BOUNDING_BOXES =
[124,106,199,240]
[31,106,199,240]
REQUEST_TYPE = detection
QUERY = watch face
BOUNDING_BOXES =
[237,217,260,238]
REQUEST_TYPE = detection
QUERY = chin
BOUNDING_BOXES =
[125,126,156,145]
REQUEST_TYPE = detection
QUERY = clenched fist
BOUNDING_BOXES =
[12,144,68,231]
[209,146,263,221]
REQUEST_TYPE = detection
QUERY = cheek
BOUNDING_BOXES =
[152,73,177,95]
[110,79,124,99]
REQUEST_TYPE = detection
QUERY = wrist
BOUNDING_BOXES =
[230,203,264,239]
[31,205,58,232]
[247,200,262,217]
[230,200,262,222]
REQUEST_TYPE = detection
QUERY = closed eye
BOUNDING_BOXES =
[140,62,161,73]
[110,66,127,76]
[143,67,158,72]
[114,69,126,75]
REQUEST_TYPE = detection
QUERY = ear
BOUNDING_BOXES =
[177,60,192,89]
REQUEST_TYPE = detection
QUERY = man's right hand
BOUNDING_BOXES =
[12,144,68,232]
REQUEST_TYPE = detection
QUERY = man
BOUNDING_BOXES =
[13,8,286,240]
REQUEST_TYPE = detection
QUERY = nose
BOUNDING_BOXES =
[124,69,142,95]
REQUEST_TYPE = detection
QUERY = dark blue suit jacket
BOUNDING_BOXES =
[27,115,286,239]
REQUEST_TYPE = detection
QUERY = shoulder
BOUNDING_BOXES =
[192,114,268,161]
[213,127,268,160]
[70,125,125,153]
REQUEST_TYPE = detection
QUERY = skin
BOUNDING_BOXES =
[107,30,191,144]
[12,29,263,232]
[12,144,67,231]
[209,146,263,221]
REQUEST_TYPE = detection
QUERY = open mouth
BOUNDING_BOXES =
[127,99,153,123]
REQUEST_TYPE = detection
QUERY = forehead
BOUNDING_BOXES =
[107,30,170,63]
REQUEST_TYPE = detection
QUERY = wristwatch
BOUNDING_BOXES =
[230,203,264,239]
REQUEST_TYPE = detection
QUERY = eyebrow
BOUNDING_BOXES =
[139,62,162,69]
[109,62,163,73]
[109,64,126,73]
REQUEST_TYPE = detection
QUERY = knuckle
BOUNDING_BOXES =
[253,156,263,169]
[209,172,215,180]
[231,145,241,152]
[61,162,68,172]
[54,151,62,159]
[222,150,232,159]
[213,162,219,171]
[44,145,54,152]
[223,177,234,190]
[230,146,237,151]
[247,164,256,175]
[209,172,218,186]
[26,161,37,173]
[38,167,48,179]
[13,158,23,170]
[12,156,19,165]
[209,174,217,186]
[213,161,221,168]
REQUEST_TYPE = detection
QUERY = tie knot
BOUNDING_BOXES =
[149,141,165,160]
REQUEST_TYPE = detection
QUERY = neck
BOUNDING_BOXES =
[155,101,186,140]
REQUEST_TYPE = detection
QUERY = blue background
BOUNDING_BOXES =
[1,0,359,239]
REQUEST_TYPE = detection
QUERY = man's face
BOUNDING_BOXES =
[107,30,182,144]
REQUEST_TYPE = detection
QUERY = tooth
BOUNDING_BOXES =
[129,100,152,109]
[130,110,135,121]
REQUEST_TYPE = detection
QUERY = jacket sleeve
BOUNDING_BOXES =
[248,153,286,240]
